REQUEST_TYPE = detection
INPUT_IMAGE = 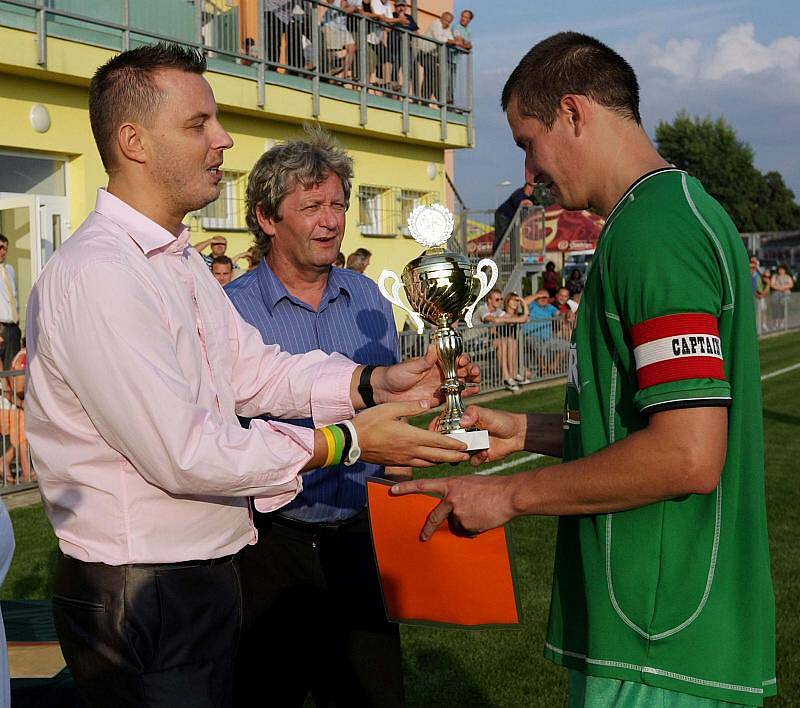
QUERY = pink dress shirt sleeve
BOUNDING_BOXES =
[49,261,352,499]
[226,297,357,425]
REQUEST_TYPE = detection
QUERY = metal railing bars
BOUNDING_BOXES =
[0,0,472,128]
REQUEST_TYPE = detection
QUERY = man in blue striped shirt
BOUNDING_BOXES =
[229,127,408,707]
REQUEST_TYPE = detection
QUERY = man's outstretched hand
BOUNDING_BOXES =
[427,405,527,466]
[353,400,470,468]
[371,346,480,408]
[390,474,517,540]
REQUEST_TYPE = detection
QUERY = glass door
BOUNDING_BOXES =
[0,195,70,333]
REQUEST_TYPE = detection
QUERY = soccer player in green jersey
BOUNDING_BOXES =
[392,32,776,707]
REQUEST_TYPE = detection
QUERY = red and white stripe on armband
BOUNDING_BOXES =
[630,313,726,389]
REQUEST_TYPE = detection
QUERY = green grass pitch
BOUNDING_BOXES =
[3,332,799,706]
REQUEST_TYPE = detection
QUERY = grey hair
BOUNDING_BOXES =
[246,124,354,259]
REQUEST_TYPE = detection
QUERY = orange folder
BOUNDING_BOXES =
[366,478,522,628]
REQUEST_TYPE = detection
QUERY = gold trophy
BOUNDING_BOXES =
[379,204,498,450]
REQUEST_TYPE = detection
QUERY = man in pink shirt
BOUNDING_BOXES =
[25,43,475,708]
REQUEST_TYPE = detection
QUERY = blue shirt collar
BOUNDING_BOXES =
[256,258,351,314]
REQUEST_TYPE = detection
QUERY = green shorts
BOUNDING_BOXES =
[568,671,750,708]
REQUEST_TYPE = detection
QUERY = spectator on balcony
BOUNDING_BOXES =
[359,0,394,86]
[212,255,234,287]
[385,0,418,91]
[449,9,474,104]
[228,126,409,708]
[493,181,535,251]
[195,234,228,268]
[419,11,455,102]
[322,0,358,79]
[453,10,474,52]
[265,0,292,65]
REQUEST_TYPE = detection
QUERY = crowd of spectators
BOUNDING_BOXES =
[252,3,474,105]
[750,255,796,332]
[474,266,577,392]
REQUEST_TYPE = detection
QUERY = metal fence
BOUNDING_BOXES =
[755,291,800,336]
[399,318,573,395]
[3,296,800,488]
[0,0,472,137]
[0,370,32,488]
[395,291,800,400]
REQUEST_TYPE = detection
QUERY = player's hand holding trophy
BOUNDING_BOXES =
[378,204,498,451]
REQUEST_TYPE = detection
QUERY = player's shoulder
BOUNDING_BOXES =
[607,169,737,261]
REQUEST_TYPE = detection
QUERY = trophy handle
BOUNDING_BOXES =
[378,269,425,335]
[463,259,499,328]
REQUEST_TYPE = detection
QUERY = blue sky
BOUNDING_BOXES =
[455,1,800,212]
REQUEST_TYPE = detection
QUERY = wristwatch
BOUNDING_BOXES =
[357,365,377,408]
[340,420,361,466]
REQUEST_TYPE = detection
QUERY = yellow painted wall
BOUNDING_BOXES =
[0,24,466,329]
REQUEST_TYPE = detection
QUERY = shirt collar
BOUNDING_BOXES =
[94,188,191,256]
[257,259,352,314]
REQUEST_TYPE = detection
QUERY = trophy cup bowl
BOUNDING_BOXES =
[378,204,498,451]
[401,249,480,327]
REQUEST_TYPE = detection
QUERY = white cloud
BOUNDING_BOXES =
[638,23,800,86]
[649,38,702,79]
[703,23,800,79]
[628,24,800,202]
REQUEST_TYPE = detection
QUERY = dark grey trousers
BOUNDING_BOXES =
[53,551,242,708]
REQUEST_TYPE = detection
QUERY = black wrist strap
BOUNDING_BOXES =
[337,423,353,461]
[358,365,377,408]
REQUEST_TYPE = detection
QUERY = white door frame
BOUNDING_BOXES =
[0,194,70,278]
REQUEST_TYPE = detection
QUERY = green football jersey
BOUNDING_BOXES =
[544,169,776,705]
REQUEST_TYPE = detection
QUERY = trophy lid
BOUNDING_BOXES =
[407,204,454,249]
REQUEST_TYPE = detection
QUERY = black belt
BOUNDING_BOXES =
[129,553,237,570]
[270,509,367,536]
[59,550,237,572]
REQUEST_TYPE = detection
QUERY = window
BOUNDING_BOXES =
[399,189,428,235]
[0,152,66,197]
[194,171,246,230]
[358,186,440,237]
[358,185,390,236]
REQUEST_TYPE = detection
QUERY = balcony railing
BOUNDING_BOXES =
[0,0,473,140]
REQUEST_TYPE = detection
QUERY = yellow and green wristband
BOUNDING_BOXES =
[321,422,359,467]
[321,424,346,467]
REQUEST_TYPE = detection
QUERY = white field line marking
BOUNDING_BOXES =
[473,360,799,476]
[761,362,800,381]
[473,453,543,476]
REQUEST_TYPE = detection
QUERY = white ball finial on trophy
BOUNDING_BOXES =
[378,204,499,451]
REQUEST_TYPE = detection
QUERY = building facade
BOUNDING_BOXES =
[0,0,472,332]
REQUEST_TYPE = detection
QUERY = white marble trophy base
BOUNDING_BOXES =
[446,428,490,451]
